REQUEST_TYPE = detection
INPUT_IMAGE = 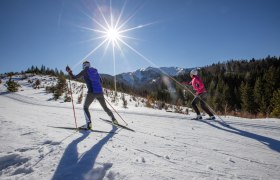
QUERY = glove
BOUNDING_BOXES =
[66,66,72,73]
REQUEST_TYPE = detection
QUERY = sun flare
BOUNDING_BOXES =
[106,27,120,42]
[76,1,156,64]
[74,1,157,91]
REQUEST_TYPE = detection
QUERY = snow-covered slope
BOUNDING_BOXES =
[0,75,280,180]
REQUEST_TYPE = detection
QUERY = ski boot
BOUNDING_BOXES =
[191,115,202,120]
[206,116,215,120]
[87,122,92,130]
[112,118,119,125]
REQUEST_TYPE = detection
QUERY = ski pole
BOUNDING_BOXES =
[68,76,78,129]
[201,99,228,125]
[181,83,228,125]
[104,97,128,126]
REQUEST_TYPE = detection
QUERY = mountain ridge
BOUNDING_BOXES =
[101,66,191,88]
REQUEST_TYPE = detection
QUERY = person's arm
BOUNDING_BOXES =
[66,66,86,80]
[73,69,87,79]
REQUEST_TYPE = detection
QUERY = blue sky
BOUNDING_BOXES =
[1,0,280,75]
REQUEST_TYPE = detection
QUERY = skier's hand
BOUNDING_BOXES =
[66,66,72,73]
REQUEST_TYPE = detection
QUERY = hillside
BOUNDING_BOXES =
[101,57,280,118]
[0,74,280,179]
[116,67,191,88]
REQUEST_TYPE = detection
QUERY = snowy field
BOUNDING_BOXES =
[0,75,280,180]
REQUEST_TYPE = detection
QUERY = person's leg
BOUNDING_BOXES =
[191,96,201,115]
[199,93,214,117]
[83,93,94,124]
[96,94,116,120]
[200,101,214,116]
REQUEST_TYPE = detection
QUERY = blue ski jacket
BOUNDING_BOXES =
[69,67,103,94]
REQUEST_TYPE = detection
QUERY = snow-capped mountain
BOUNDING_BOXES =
[116,66,191,87]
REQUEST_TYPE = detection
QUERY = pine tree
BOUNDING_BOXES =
[253,77,267,114]
[234,87,241,110]
[262,67,280,114]
[31,65,35,73]
[271,90,280,118]
[240,82,256,114]
[222,84,231,114]
[40,65,46,75]
[212,79,224,112]
[53,75,66,100]
[55,68,59,76]
[5,78,21,92]
[207,80,216,107]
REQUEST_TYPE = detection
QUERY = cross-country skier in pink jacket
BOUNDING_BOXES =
[183,69,215,120]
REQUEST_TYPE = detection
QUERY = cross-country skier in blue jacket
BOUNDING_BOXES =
[66,61,118,129]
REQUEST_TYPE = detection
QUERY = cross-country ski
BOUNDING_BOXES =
[49,126,117,134]
[99,118,135,132]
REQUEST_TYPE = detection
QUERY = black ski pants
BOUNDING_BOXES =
[191,93,214,116]
[83,93,115,123]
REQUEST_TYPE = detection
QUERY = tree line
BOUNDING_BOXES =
[175,56,280,118]
[2,57,280,118]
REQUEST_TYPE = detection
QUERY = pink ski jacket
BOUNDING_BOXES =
[188,75,206,95]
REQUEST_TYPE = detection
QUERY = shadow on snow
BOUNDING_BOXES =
[52,125,117,180]
[198,120,280,153]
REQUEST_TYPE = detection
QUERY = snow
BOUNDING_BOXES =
[1,75,280,180]
[158,67,186,76]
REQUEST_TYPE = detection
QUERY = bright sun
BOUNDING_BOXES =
[106,27,120,42]
[75,1,156,91]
